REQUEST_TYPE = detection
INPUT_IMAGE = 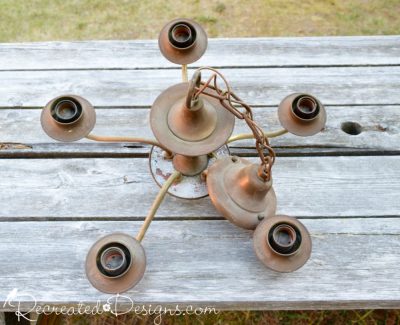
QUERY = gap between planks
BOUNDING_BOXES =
[1,63,400,72]
[0,215,399,223]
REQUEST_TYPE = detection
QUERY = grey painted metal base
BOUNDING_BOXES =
[149,145,230,199]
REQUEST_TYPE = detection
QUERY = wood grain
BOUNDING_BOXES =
[1,36,399,70]
[0,36,399,310]
[0,66,399,107]
[0,156,398,220]
[0,105,398,154]
[1,218,400,310]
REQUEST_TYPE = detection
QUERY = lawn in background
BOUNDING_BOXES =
[40,310,400,324]
[0,0,399,42]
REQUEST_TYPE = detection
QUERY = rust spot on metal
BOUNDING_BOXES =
[156,167,172,181]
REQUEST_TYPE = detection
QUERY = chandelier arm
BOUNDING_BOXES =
[136,170,181,242]
[85,133,171,153]
[181,64,188,82]
[227,129,288,144]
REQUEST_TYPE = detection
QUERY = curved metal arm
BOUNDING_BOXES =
[182,64,188,82]
[136,170,181,242]
[85,133,171,153]
[227,129,288,144]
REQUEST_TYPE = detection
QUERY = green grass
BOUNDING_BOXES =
[0,0,399,42]
[39,309,400,324]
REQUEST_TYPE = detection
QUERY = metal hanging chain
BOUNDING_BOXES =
[191,67,276,181]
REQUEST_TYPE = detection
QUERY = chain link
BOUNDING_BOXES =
[191,67,276,181]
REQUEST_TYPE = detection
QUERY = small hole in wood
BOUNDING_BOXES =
[341,121,362,135]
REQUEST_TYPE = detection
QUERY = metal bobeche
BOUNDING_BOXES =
[39,18,328,294]
[253,215,312,272]
[41,94,96,142]
[278,93,326,136]
[85,233,146,294]
[159,18,208,64]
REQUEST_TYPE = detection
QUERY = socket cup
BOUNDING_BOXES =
[268,223,302,255]
[292,95,320,120]
[96,243,131,278]
[253,215,312,272]
[277,93,326,137]
[158,18,207,64]
[168,22,197,49]
[51,98,83,124]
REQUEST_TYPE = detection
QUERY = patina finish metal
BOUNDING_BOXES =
[149,145,229,199]
[150,82,235,156]
[206,156,277,230]
[41,94,96,142]
[85,233,146,294]
[172,154,209,176]
[253,215,312,272]
[159,18,207,64]
[278,93,326,136]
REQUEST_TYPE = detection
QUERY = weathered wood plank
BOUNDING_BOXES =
[1,143,399,159]
[0,156,398,220]
[1,218,400,310]
[1,36,399,70]
[0,67,399,107]
[0,105,398,154]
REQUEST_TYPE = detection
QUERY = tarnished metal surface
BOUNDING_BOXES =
[41,94,96,142]
[188,67,276,181]
[278,93,326,136]
[172,154,209,176]
[149,145,229,199]
[158,18,207,65]
[85,233,146,294]
[150,82,235,156]
[253,215,312,272]
[207,156,277,230]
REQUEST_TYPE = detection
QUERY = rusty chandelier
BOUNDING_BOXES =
[40,18,327,294]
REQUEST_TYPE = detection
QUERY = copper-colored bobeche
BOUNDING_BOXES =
[41,94,96,142]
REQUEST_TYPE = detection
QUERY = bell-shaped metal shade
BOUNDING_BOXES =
[41,95,96,142]
[159,18,208,65]
[85,233,146,294]
[278,93,326,136]
[150,82,235,156]
[253,215,312,272]
[206,156,277,230]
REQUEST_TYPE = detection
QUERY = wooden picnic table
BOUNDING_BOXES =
[0,36,399,315]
